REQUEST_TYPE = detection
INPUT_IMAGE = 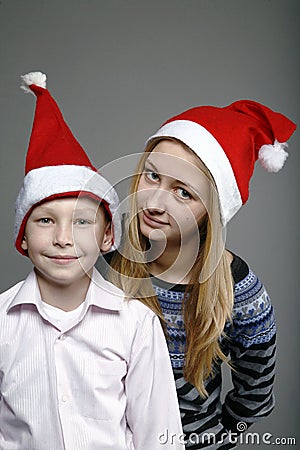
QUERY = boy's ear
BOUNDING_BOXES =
[21,236,28,251]
[100,222,114,253]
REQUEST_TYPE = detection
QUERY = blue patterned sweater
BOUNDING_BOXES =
[151,253,276,449]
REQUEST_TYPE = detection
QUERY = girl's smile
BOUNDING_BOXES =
[141,209,170,228]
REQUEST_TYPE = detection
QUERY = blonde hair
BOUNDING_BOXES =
[109,138,234,396]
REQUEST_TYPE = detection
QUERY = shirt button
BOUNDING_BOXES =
[61,395,68,403]
[59,334,66,341]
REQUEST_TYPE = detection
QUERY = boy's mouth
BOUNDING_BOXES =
[46,255,80,264]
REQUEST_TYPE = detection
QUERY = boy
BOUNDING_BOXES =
[0,72,184,450]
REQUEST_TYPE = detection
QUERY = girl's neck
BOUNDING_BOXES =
[147,238,199,284]
[35,269,92,311]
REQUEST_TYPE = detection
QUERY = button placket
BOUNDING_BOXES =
[54,334,72,427]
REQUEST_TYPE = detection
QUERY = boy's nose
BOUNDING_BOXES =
[53,224,73,247]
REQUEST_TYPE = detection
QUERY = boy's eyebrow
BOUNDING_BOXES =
[33,206,98,215]
[73,208,99,215]
[33,205,56,213]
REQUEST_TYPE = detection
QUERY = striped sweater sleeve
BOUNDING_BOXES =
[222,266,276,432]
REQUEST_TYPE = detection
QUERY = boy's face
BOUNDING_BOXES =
[21,197,112,288]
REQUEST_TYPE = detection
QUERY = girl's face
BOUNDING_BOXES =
[136,140,210,246]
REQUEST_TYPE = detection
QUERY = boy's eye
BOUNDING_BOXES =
[144,170,160,182]
[176,187,192,200]
[74,219,91,225]
[38,218,52,224]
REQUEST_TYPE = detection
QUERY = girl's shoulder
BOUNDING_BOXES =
[227,252,276,347]
[228,251,267,307]
[228,250,250,285]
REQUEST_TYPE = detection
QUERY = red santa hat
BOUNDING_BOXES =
[145,100,297,224]
[15,71,121,255]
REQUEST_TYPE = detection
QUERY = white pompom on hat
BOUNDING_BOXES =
[146,100,297,224]
[15,71,121,255]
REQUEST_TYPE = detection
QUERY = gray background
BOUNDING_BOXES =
[0,0,299,447]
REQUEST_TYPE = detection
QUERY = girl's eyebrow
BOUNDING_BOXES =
[144,159,158,171]
[145,157,200,193]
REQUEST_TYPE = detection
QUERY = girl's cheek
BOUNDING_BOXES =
[136,189,147,206]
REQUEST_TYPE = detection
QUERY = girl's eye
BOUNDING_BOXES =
[144,170,160,182]
[176,187,192,200]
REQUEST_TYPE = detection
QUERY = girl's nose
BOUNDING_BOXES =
[145,187,168,213]
[53,224,73,247]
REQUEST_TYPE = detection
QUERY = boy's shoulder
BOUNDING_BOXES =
[124,296,157,320]
[0,280,25,312]
[108,284,157,321]
[92,268,157,321]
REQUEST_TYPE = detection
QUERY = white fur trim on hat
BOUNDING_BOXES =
[146,120,242,225]
[15,165,121,250]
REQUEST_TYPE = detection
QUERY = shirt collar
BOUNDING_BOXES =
[7,268,124,313]
[7,271,41,312]
[86,268,124,311]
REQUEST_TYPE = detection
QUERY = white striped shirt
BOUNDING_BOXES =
[0,268,184,450]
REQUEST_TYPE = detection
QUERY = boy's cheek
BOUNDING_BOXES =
[73,229,96,243]
[73,237,101,254]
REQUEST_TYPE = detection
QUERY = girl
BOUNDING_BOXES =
[109,100,296,448]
